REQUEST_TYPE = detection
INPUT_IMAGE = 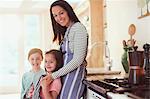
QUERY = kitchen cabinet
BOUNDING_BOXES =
[86,88,106,99]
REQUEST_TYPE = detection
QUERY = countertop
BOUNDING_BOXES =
[86,68,123,81]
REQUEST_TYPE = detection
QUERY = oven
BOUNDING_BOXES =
[87,88,106,99]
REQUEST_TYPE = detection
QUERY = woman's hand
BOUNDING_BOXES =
[41,73,54,97]
[41,73,53,87]
[41,78,49,90]
[40,74,57,99]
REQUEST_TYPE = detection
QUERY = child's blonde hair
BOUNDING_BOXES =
[28,48,43,60]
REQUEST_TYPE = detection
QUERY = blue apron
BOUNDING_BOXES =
[58,27,86,99]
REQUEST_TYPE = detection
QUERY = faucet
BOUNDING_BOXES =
[104,41,112,71]
[88,41,112,70]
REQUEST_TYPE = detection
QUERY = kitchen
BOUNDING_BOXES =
[81,0,150,99]
[0,0,150,98]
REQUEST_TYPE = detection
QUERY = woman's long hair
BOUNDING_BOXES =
[50,0,80,44]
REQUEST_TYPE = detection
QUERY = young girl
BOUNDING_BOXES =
[21,48,45,99]
[40,49,63,99]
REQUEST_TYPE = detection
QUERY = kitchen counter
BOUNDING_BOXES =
[86,68,123,81]
[87,68,121,75]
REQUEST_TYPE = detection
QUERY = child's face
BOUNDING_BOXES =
[45,54,57,72]
[29,52,43,69]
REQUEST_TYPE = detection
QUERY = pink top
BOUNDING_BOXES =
[40,78,62,99]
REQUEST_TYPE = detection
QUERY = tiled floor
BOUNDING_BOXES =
[0,93,20,99]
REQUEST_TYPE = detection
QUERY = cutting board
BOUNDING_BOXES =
[87,68,121,75]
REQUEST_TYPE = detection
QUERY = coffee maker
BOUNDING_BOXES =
[128,47,144,85]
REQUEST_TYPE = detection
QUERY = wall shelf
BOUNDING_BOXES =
[138,12,150,19]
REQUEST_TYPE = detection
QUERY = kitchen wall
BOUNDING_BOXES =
[105,0,150,73]
[136,17,150,49]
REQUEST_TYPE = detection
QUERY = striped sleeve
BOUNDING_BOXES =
[52,22,88,79]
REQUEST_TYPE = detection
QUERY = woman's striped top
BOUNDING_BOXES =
[52,22,88,79]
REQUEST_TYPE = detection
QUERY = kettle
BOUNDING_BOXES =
[128,50,144,85]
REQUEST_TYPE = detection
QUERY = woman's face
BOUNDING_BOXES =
[45,54,57,73]
[52,5,71,27]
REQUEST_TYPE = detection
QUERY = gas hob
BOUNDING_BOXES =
[83,78,150,99]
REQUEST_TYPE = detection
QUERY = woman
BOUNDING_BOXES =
[43,0,88,99]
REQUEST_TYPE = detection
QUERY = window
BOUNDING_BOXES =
[24,15,41,72]
[0,14,42,93]
[0,15,20,88]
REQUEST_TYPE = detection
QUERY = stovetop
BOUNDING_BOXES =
[104,78,150,99]
[84,78,150,99]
